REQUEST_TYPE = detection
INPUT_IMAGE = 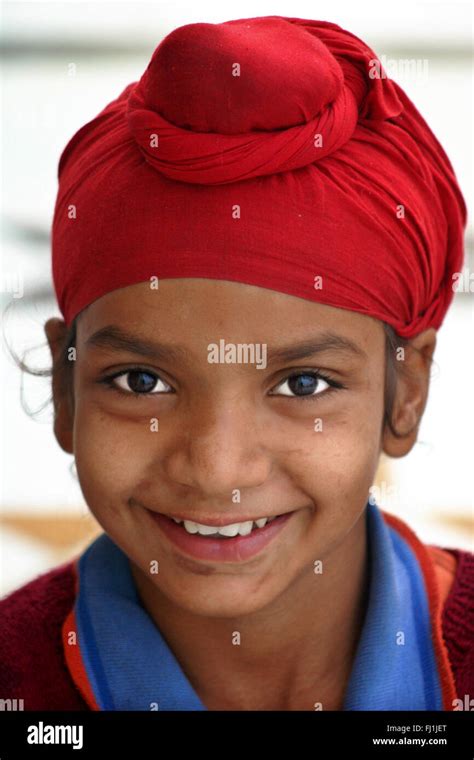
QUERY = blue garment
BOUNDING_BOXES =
[73,501,443,710]
[343,503,442,710]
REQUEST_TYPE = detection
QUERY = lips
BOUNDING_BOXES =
[147,509,295,563]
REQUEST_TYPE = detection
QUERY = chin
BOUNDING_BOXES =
[176,593,271,619]
[157,574,281,619]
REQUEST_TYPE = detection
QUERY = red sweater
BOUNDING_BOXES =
[1,548,473,710]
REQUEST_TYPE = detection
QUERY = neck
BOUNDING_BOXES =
[130,511,369,710]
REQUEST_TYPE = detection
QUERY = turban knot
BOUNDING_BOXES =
[126,17,404,184]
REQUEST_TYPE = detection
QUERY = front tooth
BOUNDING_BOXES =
[183,520,199,534]
[196,524,219,536]
[218,523,240,537]
[255,517,268,528]
[238,521,253,536]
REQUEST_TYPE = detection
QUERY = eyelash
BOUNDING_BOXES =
[99,366,345,402]
[272,369,344,402]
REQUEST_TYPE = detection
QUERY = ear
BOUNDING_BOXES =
[44,317,74,454]
[382,328,437,458]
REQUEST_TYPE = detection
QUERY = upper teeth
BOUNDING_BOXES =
[172,516,277,537]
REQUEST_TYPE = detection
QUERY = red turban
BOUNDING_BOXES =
[52,16,467,337]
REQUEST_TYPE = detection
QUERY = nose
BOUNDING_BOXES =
[163,396,272,496]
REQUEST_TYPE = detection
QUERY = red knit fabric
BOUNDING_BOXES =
[0,547,473,710]
[0,563,88,710]
[441,549,474,702]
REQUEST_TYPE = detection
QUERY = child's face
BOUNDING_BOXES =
[56,279,389,616]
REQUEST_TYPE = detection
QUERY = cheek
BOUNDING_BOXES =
[288,390,383,485]
[283,398,384,550]
[72,399,152,516]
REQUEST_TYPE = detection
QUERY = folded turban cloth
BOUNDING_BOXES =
[51,15,467,338]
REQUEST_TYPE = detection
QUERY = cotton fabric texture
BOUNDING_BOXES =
[51,16,466,337]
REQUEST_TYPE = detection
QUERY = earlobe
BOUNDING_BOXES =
[382,418,419,458]
[382,328,437,459]
[44,318,75,455]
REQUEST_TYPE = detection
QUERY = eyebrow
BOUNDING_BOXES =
[84,325,367,363]
[268,333,367,363]
[85,326,189,363]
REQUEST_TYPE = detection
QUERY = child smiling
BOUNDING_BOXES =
[1,15,472,711]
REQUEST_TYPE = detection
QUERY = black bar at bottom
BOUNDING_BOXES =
[0,710,472,758]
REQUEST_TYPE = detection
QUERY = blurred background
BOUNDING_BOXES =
[1,0,473,596]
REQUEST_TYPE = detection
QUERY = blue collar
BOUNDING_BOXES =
[71,501,443,710]
[343,502,442,709]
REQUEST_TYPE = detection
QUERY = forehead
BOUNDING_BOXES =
[76,278,383,352]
